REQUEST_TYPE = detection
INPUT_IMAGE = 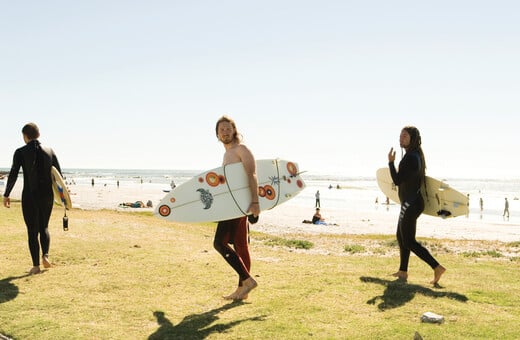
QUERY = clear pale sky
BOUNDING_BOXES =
[1,1,519,178]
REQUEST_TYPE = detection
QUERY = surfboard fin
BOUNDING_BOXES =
[437,210,452,218]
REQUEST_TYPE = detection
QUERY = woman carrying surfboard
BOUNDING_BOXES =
[3,123,63,275]
[213,115,258,300]
[388,126,446,285]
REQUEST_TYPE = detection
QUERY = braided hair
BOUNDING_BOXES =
[402,125,427,189]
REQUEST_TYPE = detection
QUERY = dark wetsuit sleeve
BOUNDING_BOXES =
[4,149,22,197]
[389,152,421,203]
[389,161,399,185]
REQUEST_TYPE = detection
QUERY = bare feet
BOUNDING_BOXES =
[29,266,41,275]
[223,286,245,300]
[431,265,446,284]
[391,271,408,281]
[42,256,51,268]
[236,277,257,300]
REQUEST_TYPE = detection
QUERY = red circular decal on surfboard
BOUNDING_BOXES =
[264,185,276,200]
[169,197,176,203]
[158,205,171,217]
[297,179,304,188]
[206,172,220,187]
[287,162,297,176]
[198,177,204,183]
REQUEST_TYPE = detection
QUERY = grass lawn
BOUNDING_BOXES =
[1,202,519,339]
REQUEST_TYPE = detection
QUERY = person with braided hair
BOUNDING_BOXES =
[388,126,446,285]
[3,123,62,275]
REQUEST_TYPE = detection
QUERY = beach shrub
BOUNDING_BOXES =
[462,251,482,258]
[462,250,504,258]
[485,250,503,258]
[264,237,314,250]
[385,239,398,247]
[344,244,365,254]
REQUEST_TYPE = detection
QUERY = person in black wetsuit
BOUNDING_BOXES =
[3,123,62,275]
[388,126,446,285]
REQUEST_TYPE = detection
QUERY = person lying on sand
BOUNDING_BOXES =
[119,201,145,208]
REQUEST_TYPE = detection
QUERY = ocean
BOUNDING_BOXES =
[1,167,519,223]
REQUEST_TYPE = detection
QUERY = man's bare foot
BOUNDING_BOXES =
[42,256,51,268]
[223,286,244,300]
[431,265,446,284]
[236,277,257,300]
[391,271,408,280]
[29,266,41,275]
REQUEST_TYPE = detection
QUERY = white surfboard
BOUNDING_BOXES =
[376,167,468,218]
[51,166,72,210]
[155,159,306,223]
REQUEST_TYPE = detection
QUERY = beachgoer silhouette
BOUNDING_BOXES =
[503,198,510,219]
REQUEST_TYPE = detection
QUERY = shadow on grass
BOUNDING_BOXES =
[149,301,266,339]
[360,276,468,311]
[0,274,30,304]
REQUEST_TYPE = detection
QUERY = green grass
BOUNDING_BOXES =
[1,202,520,339]
[344,244,366,254]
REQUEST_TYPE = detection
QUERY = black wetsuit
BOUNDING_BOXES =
[389,150,439,272]
[4,140,61,267]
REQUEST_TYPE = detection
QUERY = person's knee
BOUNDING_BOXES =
[400,234,416,250]
[213,239,226,254]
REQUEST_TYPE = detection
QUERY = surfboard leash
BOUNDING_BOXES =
[62,205,69,231]
[223,164,249,217]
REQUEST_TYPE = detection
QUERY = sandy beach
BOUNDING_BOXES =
[256,201,520,242]
[3,178,519,243]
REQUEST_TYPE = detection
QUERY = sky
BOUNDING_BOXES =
[1,1,519,179]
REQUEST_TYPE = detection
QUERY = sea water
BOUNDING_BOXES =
[1,168,519,223]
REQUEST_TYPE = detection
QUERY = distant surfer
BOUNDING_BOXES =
[3,123,63,275]
[315,190,320,208]
[213,115,258,300]
[387,126,446,285]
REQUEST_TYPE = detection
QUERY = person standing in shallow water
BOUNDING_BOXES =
[213,115,259,300]
[388,126,446,285]
[3,123,63,275]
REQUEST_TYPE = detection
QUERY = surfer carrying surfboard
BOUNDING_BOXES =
[3,123,63,275]
[388,126,446,285]
[213,116,258,300]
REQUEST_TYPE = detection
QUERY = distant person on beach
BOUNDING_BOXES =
[315,190,321,208]
[388,126,446,285]
[312,208,327,225]
[120,201,145,208]
[213,115,258,300]
[3,123,62,275]
[503,198,510,218]
[480,197,483,211]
